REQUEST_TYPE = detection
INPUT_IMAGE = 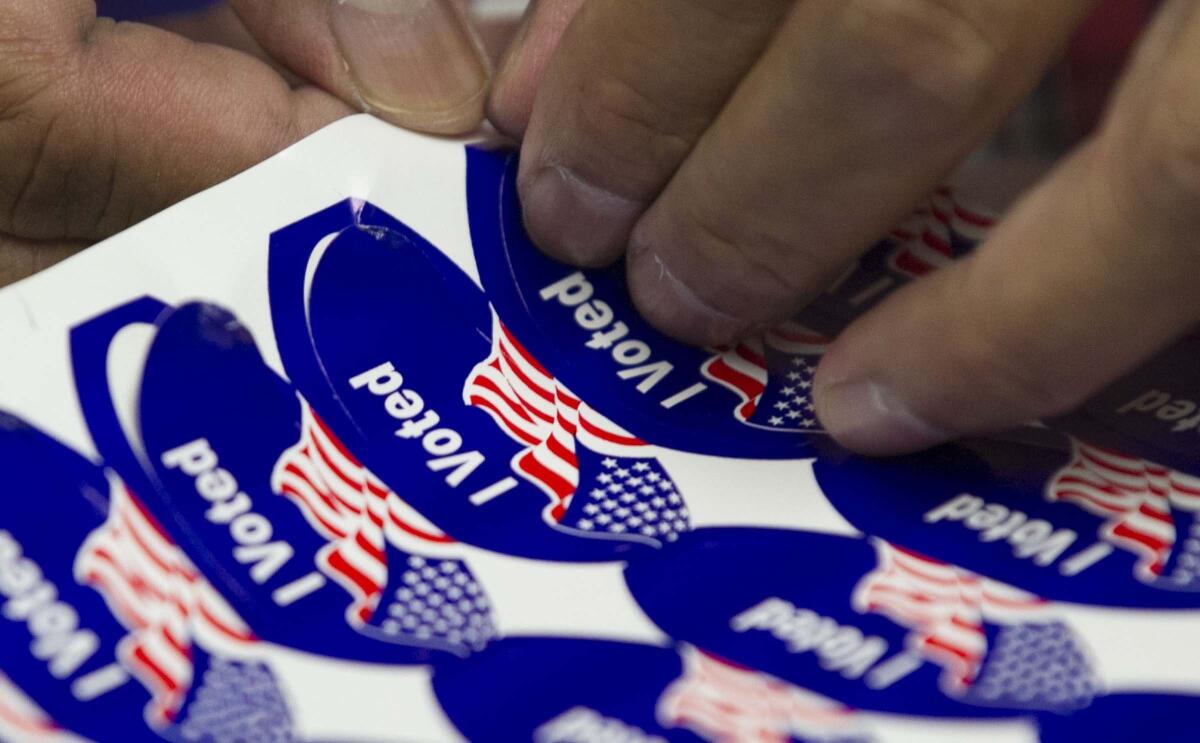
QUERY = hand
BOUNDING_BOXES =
[490,0,1200,455]
[0,0,491,283]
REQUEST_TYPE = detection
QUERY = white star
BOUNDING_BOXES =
[619,493,637,504]
[640,485,656,496]
[577,519,594,531]
[614,468,630,479]
[786,410,802,420]
[786,371,802,381]
[641,526,657,536]
[583,504,600,515]
[595,514,613,525]
[768,416,785,426]
[658,481,675,492]
[646,472,662,483]
[601,499,617,510]
[628,516,643,528]
[610,524,628,533]
[590,488,607,499]
[633,462,650,472]
[791,357,804,366]
[602,458,618,469]
[615,507,631,518]
[798,380,812,389]
[781,386,796,396]
[801,418,815,427]
[774,400,791,410]
[608,483,624,493]
[597,473,613,484]
[627,476,644,487]
[650,497,666,508]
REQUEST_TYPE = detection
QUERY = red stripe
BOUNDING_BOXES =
[1138,502,1174,524]
[734,344,766,369]
[705,359,765,410]
[389,509,456,544]
[326,549,381,599]
[922,634,978,665]
[1111,522,1170,555]
[545,432,579,468]
[283,462,346,518]
[518,450,574,498]
[279,483,347,539]
[922,228,953,257]
[501,325,552,375]
[312,413,361,465]
[309,432,361,492]
[954,204,994,227]
[893,250,934,276]
[196,602,256,643]
[1079,447,1142,477]
[83,569,151,630]
[1052,486,1128,515]
[470,373,543,426]
[131,644,180,694]
[468,395,542,446]
[498,342,555,404]
[578,415,645,447]
[355,531,387,565]
[162,626,192,660]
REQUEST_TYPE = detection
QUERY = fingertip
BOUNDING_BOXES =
[331,0,491,135]
[625,234,755,347]
[517,162,639,267]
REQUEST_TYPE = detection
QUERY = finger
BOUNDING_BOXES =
[627,0,1094,345]
[488,0,588,138]
[514,0,796,267]
[0,2,349,241]
[0,233,85,287]
[229,0,490,135]
[813,0,1200,455]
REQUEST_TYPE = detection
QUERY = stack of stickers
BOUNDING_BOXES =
[0,116,1195,742]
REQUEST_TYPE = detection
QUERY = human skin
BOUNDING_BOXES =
[5,1,1199,460]
[489,0,1200,456]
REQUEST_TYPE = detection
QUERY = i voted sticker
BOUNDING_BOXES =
[0,412,296,742]
[813,435,1200,607]
[432,637,879,743]
[71,299,499,664]
[624,527,1103,720]
[797,188,994,337]
[269,201,694,562]
[463,149,831,460]
[1052,332,1200,477]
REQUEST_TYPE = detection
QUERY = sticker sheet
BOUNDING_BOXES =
[0,115,1196,742]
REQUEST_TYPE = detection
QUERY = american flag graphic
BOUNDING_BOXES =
[272,403,497,653]
[887,187,994,278]
[0,673,61,741]
[700,322,829,432]
[1047,439,1200,586]
[853,541,1097,711]
[74,485,255,725]
[657,646,859,743]
[464,317,689,546]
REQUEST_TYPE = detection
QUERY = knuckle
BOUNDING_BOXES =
[568,72,696,192]
[832,0,1005,128]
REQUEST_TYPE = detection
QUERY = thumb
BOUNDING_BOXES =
[229,0,490,135]
[814,0,1200,455]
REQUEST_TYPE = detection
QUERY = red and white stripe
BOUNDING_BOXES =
[853,541,1044,692]
[272,403,453,624]
[1048,440,1200,579]
[701,322,829,423]
[464,317,649,523]
[888,187,994,278]
[658,646,856,743]
[0,673,62,741]
[75,485,254,724]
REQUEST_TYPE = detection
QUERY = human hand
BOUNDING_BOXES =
[0,0,491,283]
[490,0,1200,456]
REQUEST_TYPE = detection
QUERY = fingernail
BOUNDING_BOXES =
[626,238,754,346]
[520,165,642,266]
[332,0,489,134]
[814,378,953,455]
